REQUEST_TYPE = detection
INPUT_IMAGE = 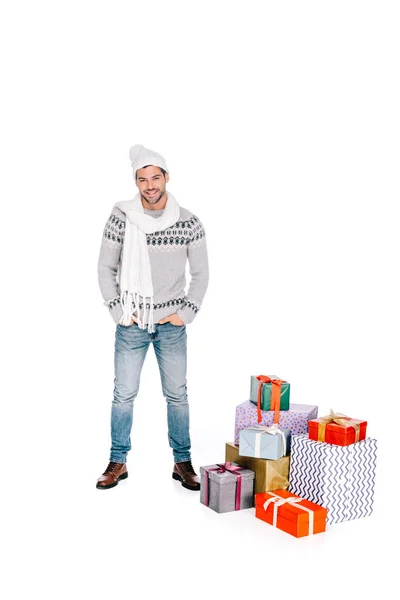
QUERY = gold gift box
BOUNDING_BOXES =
[225,442,290,496]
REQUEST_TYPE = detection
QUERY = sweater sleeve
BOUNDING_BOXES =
[176,215,209,325]
[97,207,126,324]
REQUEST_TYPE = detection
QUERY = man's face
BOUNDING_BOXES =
[136,165,169,205]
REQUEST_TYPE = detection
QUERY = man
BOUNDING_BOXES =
[96,144,209,491]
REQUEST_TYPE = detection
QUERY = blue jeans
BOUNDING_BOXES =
[110,322,191,464]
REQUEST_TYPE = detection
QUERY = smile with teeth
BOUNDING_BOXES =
[147,190,158,196]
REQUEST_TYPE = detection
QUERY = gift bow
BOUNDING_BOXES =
[263,492,315,536]
[256,375,286,424]
[245,424,287,457]
[215,462,243,475]
[318,409,361,443]
[204,462,243,511]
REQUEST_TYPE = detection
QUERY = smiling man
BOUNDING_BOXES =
[96,144,209,491]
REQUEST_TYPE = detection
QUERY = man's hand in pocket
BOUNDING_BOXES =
[158,314,184,326]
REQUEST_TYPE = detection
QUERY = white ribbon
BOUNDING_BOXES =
[263,492,314,535]
[245,424,287,458]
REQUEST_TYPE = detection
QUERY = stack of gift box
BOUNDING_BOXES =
[200,375,378,538]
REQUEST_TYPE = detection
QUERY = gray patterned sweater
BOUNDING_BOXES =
[97,203,209,325]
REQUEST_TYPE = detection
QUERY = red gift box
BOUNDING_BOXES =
[255,489,328,538]
[308,410,367,446]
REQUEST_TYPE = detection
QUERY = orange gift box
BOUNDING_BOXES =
[308,410,367,446]
[255,489,328,538]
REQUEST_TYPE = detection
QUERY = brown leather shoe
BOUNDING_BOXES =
[172,460,200,491]
[96,461,128,490]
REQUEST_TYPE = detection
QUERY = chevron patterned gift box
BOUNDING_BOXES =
[289,435,377,524]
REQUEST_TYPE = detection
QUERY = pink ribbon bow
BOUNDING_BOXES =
[204,462,243,511]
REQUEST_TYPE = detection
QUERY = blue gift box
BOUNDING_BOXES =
[239,425,291,460]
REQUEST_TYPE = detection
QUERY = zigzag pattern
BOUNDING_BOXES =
[288,435,377,524]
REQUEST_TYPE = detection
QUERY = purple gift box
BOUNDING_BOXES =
[234,400,318,445]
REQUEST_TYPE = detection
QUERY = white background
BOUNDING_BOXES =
[1,1,398,598]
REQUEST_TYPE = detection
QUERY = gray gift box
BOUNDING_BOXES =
[200,462,255,514]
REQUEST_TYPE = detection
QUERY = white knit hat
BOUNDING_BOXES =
[129,144,169,175]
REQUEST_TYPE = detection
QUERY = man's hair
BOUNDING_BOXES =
[135,165,167,180]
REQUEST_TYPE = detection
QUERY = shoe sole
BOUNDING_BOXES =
[172,472,200,491]
[96,471,128,490]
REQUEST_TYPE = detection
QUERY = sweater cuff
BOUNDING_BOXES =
[176,301,200,325]
[105,297,123,324]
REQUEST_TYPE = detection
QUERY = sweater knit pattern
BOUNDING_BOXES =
[103,213,205,252]
[98,204,208,326]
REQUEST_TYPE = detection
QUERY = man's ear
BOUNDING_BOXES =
[165,173,170,184]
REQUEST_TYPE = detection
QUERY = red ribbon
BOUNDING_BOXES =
[256,375,286,424]
[204,462,243,511]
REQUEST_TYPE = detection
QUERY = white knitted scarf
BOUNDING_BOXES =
[116,192,180,332]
